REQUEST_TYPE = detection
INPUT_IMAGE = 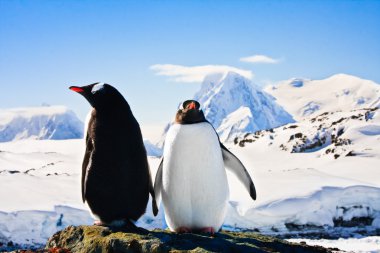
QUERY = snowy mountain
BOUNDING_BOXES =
[227,106,380,238]
[235,107,380,159]
[0,106,84,142]
[194,71,294,142]
[144,139,163,157]
[265,74,380,120]
[217,106,253,142]
[157,72,294,144]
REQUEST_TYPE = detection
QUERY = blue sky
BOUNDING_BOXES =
[1,0,379,125]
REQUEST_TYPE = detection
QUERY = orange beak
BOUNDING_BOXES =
[69,86,84,93]
[187,102,196,110]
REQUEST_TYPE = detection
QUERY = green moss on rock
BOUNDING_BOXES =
[45,225,338,253]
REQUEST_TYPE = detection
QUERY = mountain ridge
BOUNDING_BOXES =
[0,105,84,142]
[265,73,380,120]
[194,71,295,142]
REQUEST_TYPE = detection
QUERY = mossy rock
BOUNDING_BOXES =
[45,225,338,253]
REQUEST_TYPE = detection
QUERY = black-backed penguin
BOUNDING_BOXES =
[153,100,256,233]
[69,83,158,227]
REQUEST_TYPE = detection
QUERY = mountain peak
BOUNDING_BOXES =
[0,106,84,142]
[224,70,248,80]
[265,74,380,120]
[195,72,294,142]
[327,73,363,80]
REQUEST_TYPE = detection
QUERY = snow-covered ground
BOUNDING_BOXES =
[1,73,379,251]
[1,106,380,251]
[288,237,380,253]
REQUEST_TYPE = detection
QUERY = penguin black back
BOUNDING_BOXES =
[70,83,157,224]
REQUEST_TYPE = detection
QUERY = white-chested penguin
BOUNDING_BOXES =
[153,100,256,234]
[69,83,158,227]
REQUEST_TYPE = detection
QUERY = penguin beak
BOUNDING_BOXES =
[69,84,97,108]
[69,86,84,93]
[187,102,197,110]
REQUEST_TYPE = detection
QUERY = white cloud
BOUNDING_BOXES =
[150,64,253,83]
[240,54,280,64]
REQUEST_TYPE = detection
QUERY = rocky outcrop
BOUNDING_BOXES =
[43,225,338,253]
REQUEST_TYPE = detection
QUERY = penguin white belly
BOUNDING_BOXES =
[162,122,229,232]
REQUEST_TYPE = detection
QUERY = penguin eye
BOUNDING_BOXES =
[91,83,105,94]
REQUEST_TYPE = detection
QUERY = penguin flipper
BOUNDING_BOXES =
[153,158,164,211]
[149,162,159,216]
[220,143,256,200]
[82,133,93,203]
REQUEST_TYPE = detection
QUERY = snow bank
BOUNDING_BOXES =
[227,185,380,232]
[288,237,380,252]
[0,206,93,246]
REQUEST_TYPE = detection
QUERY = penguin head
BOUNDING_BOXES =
[69,83,128,110]
[175,100,206,124]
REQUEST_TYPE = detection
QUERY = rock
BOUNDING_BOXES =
[44,225,336,253]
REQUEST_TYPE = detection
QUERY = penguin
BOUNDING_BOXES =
[69,82,158,227]
[153,100,256,234]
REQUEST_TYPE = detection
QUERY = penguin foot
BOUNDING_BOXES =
[199,227,215,235]
[108,219,130,228]
[94,219,137,230]
[175,226,192,233]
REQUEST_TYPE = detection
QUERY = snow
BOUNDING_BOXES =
[0,206,93,246]
[195,72,294,140]
[237,185,380,229]
[1,105,379,251]
[288,237,380,252]
[0,106,84,142]
[188,71,293,142]
[159,71,294,144]
[358,125,380,136]
[143,139,163,157]
[1,74,380,251]
[265,74,380,120]
[0,139,84,212]
[217,106,253,142]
